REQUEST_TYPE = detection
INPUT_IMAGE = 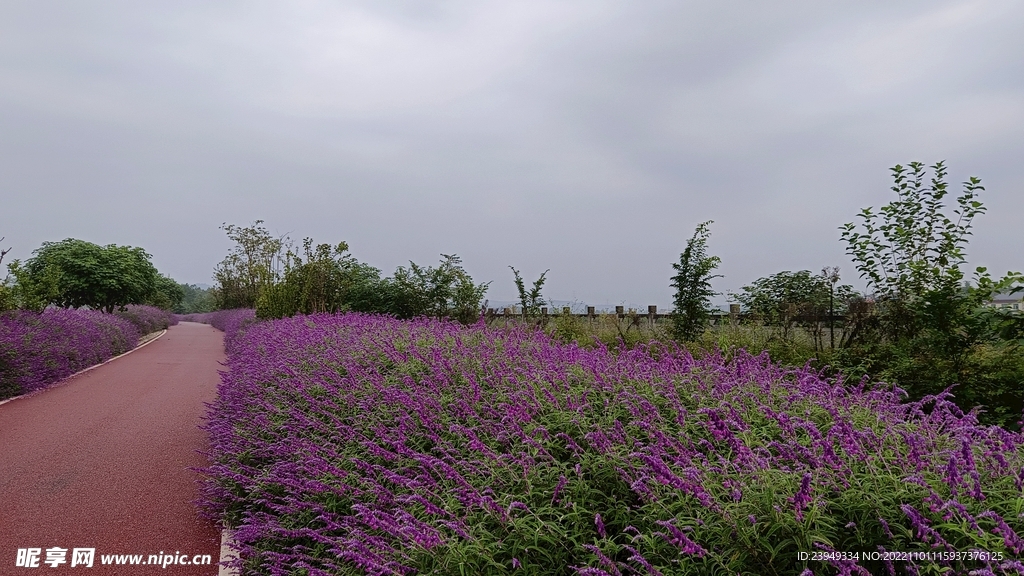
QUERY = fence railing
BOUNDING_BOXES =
[484,304,849,325]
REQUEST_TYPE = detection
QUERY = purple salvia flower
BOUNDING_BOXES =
[945,455,963,496]
[582,544,622,576]
[900,505,949,549]
[623,546,665,576]
[552,474,569,504]
[792,473,813,521]
[876,546,896,576]
[574,569,615,576]
[654,520,706,557]
[978,511,1024,554]
[878,517,894,539]
[0,308,150,395]
[998,560,1024,573]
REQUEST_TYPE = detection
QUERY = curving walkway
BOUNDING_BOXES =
[1,322,224,574]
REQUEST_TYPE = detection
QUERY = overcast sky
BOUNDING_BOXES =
[2,0,1021,308]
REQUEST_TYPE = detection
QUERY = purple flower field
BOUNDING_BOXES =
[201,313,1024,576]
[176,308,255,353]
[114,304,179,334]
[0,308,139,400]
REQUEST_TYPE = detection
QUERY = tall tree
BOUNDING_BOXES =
[214,221,286,309]
[256,239,359,319]
[670,221,721,342]
[840,161,1021,355]
[147,274,185,311]
[18,238,159,313]
[386,254,489,324]
[839,161,1023,424]
[510,266,549,318]
[0,236,12,311]
[174,283,218,314]
[731,269,857,343]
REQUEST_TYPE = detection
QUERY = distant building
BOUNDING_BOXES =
[987,291,1024,312]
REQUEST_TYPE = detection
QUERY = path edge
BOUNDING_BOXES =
[219,529,239,576]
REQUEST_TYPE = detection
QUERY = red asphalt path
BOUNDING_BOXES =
[1,322,225,575]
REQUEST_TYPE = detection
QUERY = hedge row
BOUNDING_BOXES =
[176,308,255,352]
[0,305,174,400]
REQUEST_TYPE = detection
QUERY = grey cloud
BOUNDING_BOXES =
[1,0,1021,309]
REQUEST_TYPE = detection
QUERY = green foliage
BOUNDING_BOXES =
[254,239,400,321]
[146,274,185,311]
[839,161,1020,348]
[174,283,218,314]
[287,240,353,315]
[3,258,62,312]
[670,221,721,342]
[545,307,590,344]
[510,266,549,318]
[254,280,300,320]
[332,261,388,314]
[592,312,661,349]
[839,161,1024,426]
[693,323,835,368]
[0,239,10,311]
[16,238,159,313]
[0,283,10,312]
[217,218,491,325]
[214,221,286,309]
[731,269,858,349]
[733,270,856,324]
[256,239,355,319]
[384,254,490,324]
[842,161,982,308]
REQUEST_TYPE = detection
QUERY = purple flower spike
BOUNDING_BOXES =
[792,473,813,521]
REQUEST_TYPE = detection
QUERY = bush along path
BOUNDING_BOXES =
[201,313,1024,576]
[0,304,177,401]
[0,321,223,575]
[176,309,256,354]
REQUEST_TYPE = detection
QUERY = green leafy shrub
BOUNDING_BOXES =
[510,266,549,319]
[670,221,721,342]
[839,161,1024,426]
